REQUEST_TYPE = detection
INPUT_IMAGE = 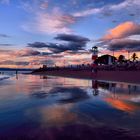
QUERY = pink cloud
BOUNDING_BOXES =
[40,1,48,9]
[14,48,40,57]
[0,48,92,68]
[23,8,76,34]
[101,22,140,41]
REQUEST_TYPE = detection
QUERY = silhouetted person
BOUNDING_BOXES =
[16,70,18,75]
[16,70,18,80]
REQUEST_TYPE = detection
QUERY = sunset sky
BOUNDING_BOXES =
[0,0,140,68]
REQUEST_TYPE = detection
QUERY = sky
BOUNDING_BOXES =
[0,0,140,68]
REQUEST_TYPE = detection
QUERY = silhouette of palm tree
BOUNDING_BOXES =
[131,53,138,61]
[118,55,125,63]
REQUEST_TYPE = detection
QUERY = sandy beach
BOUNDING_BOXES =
[32,70,140,84]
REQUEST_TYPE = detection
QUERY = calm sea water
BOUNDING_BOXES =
[0,71,140,140]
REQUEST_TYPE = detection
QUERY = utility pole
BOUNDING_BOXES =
[64,59,66,67]
[128,51,130,60]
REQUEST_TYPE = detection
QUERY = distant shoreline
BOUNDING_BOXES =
[0,68,35,71]
[32,70,140,84]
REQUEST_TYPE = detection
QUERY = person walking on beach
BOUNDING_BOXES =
[16,70,18,80]
[16,70,18,75]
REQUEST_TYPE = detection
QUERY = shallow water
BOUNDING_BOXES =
[0,73,140,140]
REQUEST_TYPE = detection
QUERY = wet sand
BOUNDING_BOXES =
[0,74,140,140]
[1,124,140,140]
[33,70,140,84]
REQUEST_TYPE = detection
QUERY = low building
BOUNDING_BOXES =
[95,55,116,65]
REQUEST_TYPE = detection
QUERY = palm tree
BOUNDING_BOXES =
[118,55,125,63]
[131,53,138,62]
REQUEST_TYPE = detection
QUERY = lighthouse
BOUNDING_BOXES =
[91,46,98,73]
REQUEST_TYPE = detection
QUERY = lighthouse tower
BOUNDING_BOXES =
[91,46,98,73]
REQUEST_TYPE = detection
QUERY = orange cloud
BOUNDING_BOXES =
[102,22,140,41]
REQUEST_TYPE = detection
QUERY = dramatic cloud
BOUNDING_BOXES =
[27,42,86,53]
[0,47,91,68]
[55,34,90,43]
[27,42,49,48]
[15,49,41,57]
[27,34,89,53]
[23,9,76,34]
[22,0,140,35]
[101,22,140,41]
[73,0,140,18]
[108,39,140,51]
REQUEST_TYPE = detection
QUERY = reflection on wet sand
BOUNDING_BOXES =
[27,76,140,115]
[0,74,140,139]
[92,80,99,96]
[91,80,140,113]
[30,87,90,104]
[40,104,77,127]
[48,87,90,103]
[31,91,49,98]
[105,98,139,113]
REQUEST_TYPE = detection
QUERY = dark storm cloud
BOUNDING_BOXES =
[54,34,90,43]
[47,42,87,53]
[27,34,90,54]
[27,42,49,48]
[108,39,140,51]
[27,42,87,53]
